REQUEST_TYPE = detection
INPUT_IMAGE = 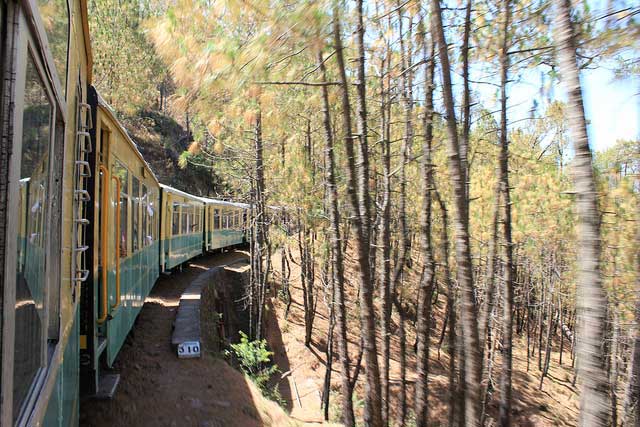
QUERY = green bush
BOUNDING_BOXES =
[226,332,283,404]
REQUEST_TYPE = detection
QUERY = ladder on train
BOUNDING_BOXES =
[73,101,92,295]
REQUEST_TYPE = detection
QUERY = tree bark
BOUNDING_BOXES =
[498,0,514,423]
[554,0,611,424]
[317,49,355,427]
[622,203,640,427]
[414,31,437,427]
[333,11,383,427]
[378,21,393,427]
[435,189,456,427]
[430,0,482,424]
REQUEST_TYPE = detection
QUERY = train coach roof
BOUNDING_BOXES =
[159,183,207,202]
[199,197,250,209]
[95,90,159,185]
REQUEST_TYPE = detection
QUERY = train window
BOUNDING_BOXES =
[37,0,69,95]
[213,209,219,230]
[148,191,157,243]
[180,204,187,235]
[187,205,192,234]
[172,202,180,236]
[141,185,148,247]
[13,52,52,422]
[112,161,128,258]
[131,177,139,253]
[99,128,109,164]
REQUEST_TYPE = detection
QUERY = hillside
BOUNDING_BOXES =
[265,246,581,426]
[122,110,221,196]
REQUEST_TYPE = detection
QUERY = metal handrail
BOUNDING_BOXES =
[97,165,109,324]
[111,175,122,311]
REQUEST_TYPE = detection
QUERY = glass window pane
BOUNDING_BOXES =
[112,161,128,258]
[14,53,52,421]
[172,202,179,236]
[37,0,69,94]
[141,185,148,247]
[131,177,139,252]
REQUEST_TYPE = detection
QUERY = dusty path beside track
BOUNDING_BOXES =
[79,250,278,427]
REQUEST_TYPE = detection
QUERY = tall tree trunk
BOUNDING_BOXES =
[378,23,393,427]
[391,3,413,296]
[415,32,437,427]
[460,0,472,205]
[430,0,482,424]
[623,295,640,427]
[394,298,408,427]
[253,109,268,340]
[479,185,501,359]
[622,205,640,426]
[610,307,620,427]
[333,11,383,427]
[317,49,355,427]
[435,189,456,427]
[498,0,514,423]
[554,0,611,424]
[323,251,336,422]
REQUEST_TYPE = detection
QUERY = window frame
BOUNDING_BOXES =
[0,2,70,424]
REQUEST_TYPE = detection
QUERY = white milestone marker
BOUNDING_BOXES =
[177,341,201,358]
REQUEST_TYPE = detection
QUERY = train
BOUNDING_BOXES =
[0,1,249,425]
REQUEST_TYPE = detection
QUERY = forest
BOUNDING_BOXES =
[88,0,639,425]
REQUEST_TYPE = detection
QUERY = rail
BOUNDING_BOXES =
[97,165,109,324]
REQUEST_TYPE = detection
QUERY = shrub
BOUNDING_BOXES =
[226,332,282,404]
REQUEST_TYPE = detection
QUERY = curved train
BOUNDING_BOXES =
[0,1,248,425]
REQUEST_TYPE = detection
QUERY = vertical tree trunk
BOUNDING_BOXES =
[391,3,413,300]
[610,307,620,427]
[333,11,383,427]
[460,0,472,204]
[415,31,436,427]
[498,1,514,423]
[435,189,457,427]
[252,109,268,341]
[430,0,482,424]
[322,252,336,422]
[623,293,640,426]
[378,21,393,427]
[479,185,501,358]
[554,0,611,424]
[317,49,355,427]
[395,298,408,427]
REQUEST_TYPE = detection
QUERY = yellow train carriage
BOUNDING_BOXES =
[1,0,92,424]
[81,87,161,396]
[160,184,204,271]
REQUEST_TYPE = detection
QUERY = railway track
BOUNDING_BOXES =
[79,251,255,427]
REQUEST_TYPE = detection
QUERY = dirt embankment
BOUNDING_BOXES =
[264,246,580,426]
[80,251,322,427]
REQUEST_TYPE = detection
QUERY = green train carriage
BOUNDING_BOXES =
[201,197,248,251]
[80,87,161,397]
[159,184,205,271]
[0,0,92,424]
[1,0,251,423]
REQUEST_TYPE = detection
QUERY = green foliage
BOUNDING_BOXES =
[226,332,283,405]
[89,0,168,114]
